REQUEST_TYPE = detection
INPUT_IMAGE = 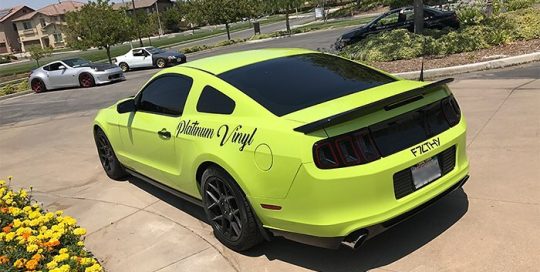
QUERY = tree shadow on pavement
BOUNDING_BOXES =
[244,189,469,272]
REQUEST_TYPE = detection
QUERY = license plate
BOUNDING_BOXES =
[411,157,441,189]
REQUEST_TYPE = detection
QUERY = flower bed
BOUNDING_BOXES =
[0,177,102,272]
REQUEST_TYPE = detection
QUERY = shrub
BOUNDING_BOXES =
[509,8,540,39]
[0,57,10,64]
[0,80,30,96]
[505,0,536,11]
[456,3,486,26]
[341,29,425,62]
[0,177,103,272]
[340,6,540,62]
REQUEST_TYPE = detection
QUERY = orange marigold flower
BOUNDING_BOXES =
[2,225,11,233]
[0,207,8,213]
[22,230,31,240]
[0,255,9,264]
[31,253,42,261]
[25,259,38,270]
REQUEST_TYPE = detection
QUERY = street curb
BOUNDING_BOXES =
[0,90,32,101]
[395,51,540,79]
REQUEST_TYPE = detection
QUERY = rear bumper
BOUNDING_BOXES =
[251,119,469,240]
[270,175,469,249]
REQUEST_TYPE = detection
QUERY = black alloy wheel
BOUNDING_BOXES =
[94,129,127,180]
[201,166,263,251]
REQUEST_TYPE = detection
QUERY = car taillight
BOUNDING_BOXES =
[313,128,381,169]
[441,95,461,126]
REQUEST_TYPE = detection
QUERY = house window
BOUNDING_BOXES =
[53,33,63,43]
[22,21,32,30]
[40,18,46,27]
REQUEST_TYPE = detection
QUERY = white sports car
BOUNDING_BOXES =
[113,46,187,72]
[29,58,124,93]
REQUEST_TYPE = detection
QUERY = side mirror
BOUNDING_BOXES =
[58,65,66,70]
[117,98,136,114]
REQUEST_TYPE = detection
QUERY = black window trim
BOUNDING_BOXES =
[134,73,194,117]
[196,85,236,115]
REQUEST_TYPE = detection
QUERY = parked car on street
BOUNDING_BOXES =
[335,6,460,49]
[93,49,469,251]
[29,58,125,93]
[113,46,187,72]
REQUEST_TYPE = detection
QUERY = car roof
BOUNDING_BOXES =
[180,48,317,75]
[133,46,155,50]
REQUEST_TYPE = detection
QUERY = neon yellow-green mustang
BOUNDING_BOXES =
[93,48,469,251]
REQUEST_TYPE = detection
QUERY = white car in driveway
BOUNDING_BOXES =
[112,46,187,72]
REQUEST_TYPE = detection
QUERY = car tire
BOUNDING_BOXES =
[31,79,46,93]
[119,62,129,72]
[155,58,166,68]
[201,166,264,251]
[94,128,128,180]
[79,73,95,88]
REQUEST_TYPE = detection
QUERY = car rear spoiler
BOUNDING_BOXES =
[293,78,454,134]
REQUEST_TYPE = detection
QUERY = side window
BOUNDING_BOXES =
[49,63,63,71]
[196,86,236,114]
[137,75,193,116]
[43,65,51,71]
[133,49,143,57]
[376,12,399,27]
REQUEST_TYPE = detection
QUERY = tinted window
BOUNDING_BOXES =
[197,86,235,114]
[137,75,193,116]
[376,12,399,26]
[43,65,51,71]
[63,58,90,67]
[49,62,64,71]
[218,53,395,116]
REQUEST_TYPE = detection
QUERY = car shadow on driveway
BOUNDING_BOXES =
[126,175,468,272]
[127,176,209,223]
[245,189,469,271]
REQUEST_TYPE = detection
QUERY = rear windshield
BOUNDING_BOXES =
[218,53,395,116]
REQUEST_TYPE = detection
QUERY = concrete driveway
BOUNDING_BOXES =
[0,61,539,271]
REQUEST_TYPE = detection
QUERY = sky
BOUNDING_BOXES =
[2,0,126,10]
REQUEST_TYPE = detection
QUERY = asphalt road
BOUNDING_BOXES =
[0,25,355,126]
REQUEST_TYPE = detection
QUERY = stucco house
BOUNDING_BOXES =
[13,1,84,52]
[0,5,34,54]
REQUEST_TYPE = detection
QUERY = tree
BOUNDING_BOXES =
[133,10,160,44]
[161,3,184,32]
[265,0,304,34]
[64,0,133,63]
[27,46,52,67]
[190,0,255,40]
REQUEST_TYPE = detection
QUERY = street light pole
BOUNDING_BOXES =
[131,0,144,47]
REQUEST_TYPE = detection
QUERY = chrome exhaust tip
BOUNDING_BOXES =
[341,229,368,250]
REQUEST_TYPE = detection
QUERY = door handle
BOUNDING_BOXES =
[157,128,171,139]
